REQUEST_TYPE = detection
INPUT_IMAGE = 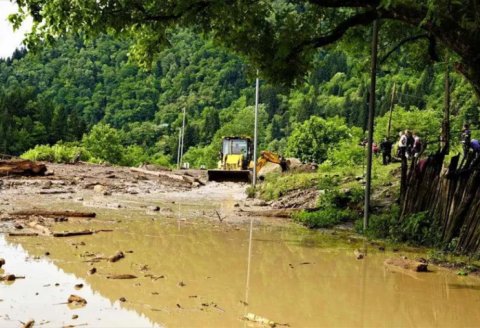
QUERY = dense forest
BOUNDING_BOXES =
[1,30,478,167]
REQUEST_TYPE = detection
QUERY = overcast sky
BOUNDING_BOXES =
[0,0,32,59]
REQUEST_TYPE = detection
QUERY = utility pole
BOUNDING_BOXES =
[252,72,259,187]
[179,107,186,169]
[386,83,396,139]
[364,20,379,230]
[177,127,182,169]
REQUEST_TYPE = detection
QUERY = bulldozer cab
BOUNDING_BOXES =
[220,137,252,170]
[208,137,253,182]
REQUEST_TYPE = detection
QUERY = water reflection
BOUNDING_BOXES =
[0,235,159,328]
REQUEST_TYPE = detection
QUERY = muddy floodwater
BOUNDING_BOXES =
[2,185,480,327]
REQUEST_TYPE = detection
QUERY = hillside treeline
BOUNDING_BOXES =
[0,30,478,167]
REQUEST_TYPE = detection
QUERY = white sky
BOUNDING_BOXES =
[0,0,32,58]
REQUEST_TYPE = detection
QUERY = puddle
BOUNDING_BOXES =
[0,235,159,328]
[2,196,480,327]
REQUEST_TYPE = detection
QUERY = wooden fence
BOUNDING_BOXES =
[400,151,480,254]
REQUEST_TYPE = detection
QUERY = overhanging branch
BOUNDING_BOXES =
[379,34,439,64]
[293,10,378,54]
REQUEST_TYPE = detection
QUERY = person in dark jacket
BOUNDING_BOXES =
[380,137,393,165]
[461,124,472,158]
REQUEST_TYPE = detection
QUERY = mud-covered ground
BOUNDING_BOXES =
[0,162,291,236]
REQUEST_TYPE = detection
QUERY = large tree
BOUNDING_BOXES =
[11,1,480,95]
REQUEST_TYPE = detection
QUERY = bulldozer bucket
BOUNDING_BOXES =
[207,170,251,183]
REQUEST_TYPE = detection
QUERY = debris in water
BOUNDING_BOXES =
[74,284,83,289]
[71,315,78,320]
[10,210,96,218]
[354,249,365,260]
[53,231,94,237]
[384,258,428,272]
[243,313,277,327]
[119,297,127,302]
[106,274,137,279]
[1,274,25,281]
[67,295,87,306]
[109,251,125,263]
[21,319,35,328]
[0,258,5,268]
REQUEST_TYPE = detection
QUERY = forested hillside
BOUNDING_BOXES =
[1,30,478,167]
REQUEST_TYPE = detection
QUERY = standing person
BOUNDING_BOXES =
[470,139,480,159]
[412,132,422,158]
[405,130,414,158]
[372,142,379,157]
[461,124,472,158]
[380,137,393,165]
[397,131,407,159]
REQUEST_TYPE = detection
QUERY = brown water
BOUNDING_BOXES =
[2,202,480,327]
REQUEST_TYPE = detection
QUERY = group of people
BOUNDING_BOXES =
[397,130,423,160]
[370,130,423,166]
[362,131,422,166]
[364,124,480,166]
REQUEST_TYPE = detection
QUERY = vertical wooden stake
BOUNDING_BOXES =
[364,20,379,230]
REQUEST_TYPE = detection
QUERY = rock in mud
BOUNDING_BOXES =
[148,206,160,212]
[109,251,125,263]
[22,320,35,328]
[67,294,87,306]
[252,199,268,206]
[14,223,24,229]
[354,249,365,260]
[384,258,428,272]
[0,258,4,268]
[93,184,107,193]
[71,314,78,320]
[74,283,83,289]
[119,297,127,302]
[42,181,52,189]
[88,268,97,275]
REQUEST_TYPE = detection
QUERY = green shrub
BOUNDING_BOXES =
[120,145,150,167]
[21,143,89,163]
[82,123,123,164]
[293,207,355,229]
[245,186,256,198]
[393,211,441,246]
[328,139,365,166]
[359,213,394,239]
[149,153,173,168]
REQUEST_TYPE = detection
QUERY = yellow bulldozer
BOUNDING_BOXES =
[207,136,288,182]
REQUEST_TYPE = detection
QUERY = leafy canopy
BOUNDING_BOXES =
[11,0,480,95]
